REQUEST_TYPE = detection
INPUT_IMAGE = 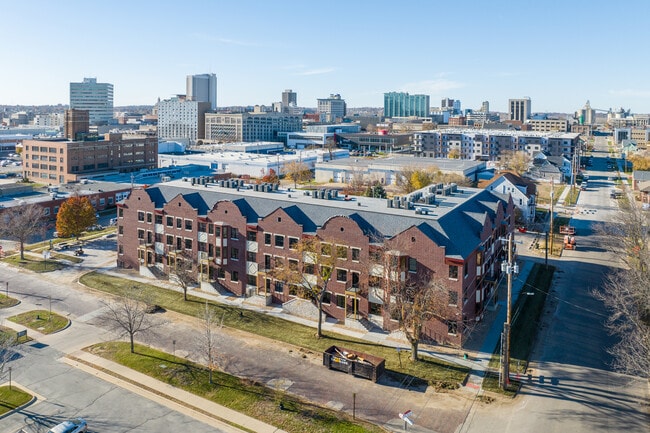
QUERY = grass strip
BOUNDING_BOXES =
[483,263,555,395]
[79,271,468,389]
[7,310,69,334]
[0,386,32,416]
[84,342,384,433]
[1,255,67,272]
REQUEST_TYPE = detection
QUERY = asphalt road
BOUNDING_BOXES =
[0,237,473,433]
[463,137,649,433]
[0,242,229,433]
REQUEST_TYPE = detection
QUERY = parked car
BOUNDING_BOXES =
[47,417,87,433]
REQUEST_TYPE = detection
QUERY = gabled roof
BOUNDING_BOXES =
[483,172,536,196]
[140,184,509,260]
[633,171,650,181]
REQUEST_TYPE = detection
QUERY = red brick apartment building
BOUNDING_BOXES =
[22,132,157,184]
[117,180,514,346]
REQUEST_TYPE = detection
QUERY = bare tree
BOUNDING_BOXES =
[379,244,454,361]
[196,301,224,385]
[171,253,197,301]
[595,268,650,378]
[102,289,160,353]
[272,236,337,338]
[0,331,16,377]
[283,160,312,188]
[594,202,650,377]
[0,203,47,260]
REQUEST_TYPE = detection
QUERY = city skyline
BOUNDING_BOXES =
[3,1,650,113]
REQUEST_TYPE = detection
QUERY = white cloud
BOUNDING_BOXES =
[608,89,650,98]
[293,68,335,76]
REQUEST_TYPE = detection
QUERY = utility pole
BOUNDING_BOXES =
[500,232,518,390]
[549,179,554,255]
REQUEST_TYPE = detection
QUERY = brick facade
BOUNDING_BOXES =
[117,181,514,347]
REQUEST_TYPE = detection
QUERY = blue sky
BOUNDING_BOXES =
[3,0,650,114]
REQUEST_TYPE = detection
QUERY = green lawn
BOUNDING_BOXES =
[87,342,383,433]
[483,264,555,395]
[79,272,468,388]
[7,310,69,334]
[0,325,33,344]
[0,294,20,309]
[1,254,67,272]
[0,386,32,416]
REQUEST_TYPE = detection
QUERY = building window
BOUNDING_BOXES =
[166,235,173,245]
[246,230,257,241]
[146,213,152,223]
[274,281,284,293]
[322,292,331,304]
[208,224,214,234]
[118,225,124,235]
[231,271,239,282]
[198,222,207,233]
[185,219,192,231]
[303,263,315,274]
[408,258,417,273]
[264,233,271,246]
[321,243,331,256]
[230,228,238,239]
[137,229,144,239]
[336,245,347,259]
[214,225,221,237]
[274,257,284,269]
[449,290,458,306]
[274,234,284,248]
[336,294,345,308]
[246,274,256,286]
[351,248,360,261]
[246,251,257,262]
[184,238,192,250]
[230,248,239,260]
[137,211,144,222]
[336,268,347,282]
[215,247,221,258]
[448,321,458,335]
[449,265,459,279]
[288,259,299,271]
[166,216,173,227]
[176,218,182,229]
[288,237,299,249]
[155,214,162,224]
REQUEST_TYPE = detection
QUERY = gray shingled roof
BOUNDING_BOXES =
[144,184,507,260]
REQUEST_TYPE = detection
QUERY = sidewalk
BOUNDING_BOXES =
[63,352,285,433]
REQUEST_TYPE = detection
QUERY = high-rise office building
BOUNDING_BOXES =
[282,89,297,107]
[186,73,217,110]
[480,101,490,112]
[158,95,211,143]
[508,97,531,122]
[317,94,346,122]
[69,77,114,125]
[384,92,430,118]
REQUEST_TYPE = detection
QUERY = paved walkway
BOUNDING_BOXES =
[2,238,539,433]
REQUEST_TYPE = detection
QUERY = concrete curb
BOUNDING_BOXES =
[0,381,44,420]
[63,352,287,433]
